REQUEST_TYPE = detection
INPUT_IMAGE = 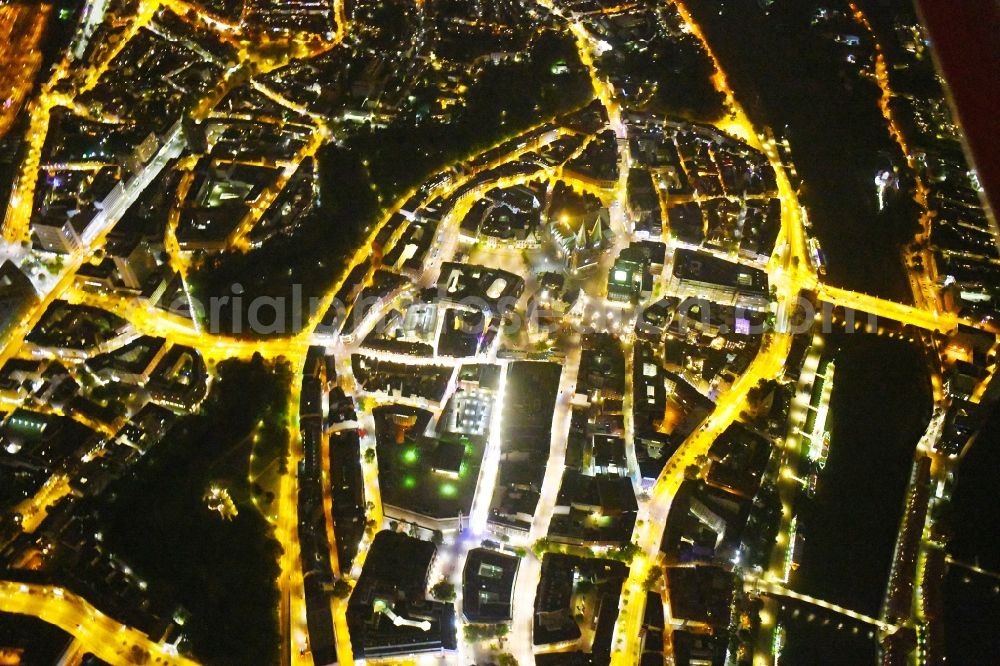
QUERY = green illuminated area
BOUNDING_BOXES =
[372,405,486,519]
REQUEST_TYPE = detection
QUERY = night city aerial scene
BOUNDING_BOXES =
[0,0,996,665]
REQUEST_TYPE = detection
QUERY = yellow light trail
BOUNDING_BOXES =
[275,359,314,666]
[3,2,988,662]
[0,4,342,663]
[2,0,160,243]
[228,125,329,250]
[64,286,307,361]
[303,121,571,338]
[817,283,958,333]
[604,0,810,660]
[612,328,792,665]
[13,473,73,534]
[848,1,940,314]
[0,581,198,666]
[0,3,51,138]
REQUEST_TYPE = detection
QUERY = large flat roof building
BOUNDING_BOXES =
[669,248,769,307]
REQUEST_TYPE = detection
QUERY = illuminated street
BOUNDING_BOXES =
[0,0,996,665]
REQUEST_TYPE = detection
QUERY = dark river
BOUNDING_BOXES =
[781,335,931,663]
